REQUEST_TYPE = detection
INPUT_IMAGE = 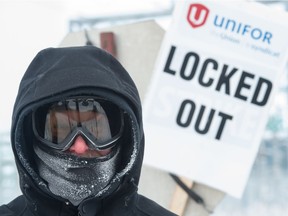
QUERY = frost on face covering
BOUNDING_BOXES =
[33,145,120,206]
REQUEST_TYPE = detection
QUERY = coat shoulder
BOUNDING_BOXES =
[0,195,27,216]
[136,194,178,216]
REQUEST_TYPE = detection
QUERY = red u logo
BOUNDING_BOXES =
[187,4,209,28]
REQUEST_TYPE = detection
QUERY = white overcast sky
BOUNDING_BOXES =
[0,0,173,132]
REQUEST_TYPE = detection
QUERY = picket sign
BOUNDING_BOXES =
[143,0,288,199]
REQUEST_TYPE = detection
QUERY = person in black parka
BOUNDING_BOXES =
[0,46,177,216]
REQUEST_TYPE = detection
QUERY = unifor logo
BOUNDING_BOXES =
[187,3,209,28]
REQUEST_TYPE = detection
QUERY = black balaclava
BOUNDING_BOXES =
[33,142,121,206]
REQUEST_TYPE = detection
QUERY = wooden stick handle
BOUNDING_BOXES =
[169,176,193,216]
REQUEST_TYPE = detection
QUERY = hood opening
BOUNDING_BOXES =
[13,99,141,203]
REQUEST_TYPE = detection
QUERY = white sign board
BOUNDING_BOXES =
[143,0,288,198]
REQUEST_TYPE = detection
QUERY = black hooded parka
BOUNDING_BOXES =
[0,46,177,216]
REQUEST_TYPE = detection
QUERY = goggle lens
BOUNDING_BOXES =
[33,98,123,150]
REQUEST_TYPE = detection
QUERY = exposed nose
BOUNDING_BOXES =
[68,136,89,154]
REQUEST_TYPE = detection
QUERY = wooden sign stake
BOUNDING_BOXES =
[169,176,194,216]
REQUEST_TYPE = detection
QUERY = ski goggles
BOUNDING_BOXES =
[32,97,124,151]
